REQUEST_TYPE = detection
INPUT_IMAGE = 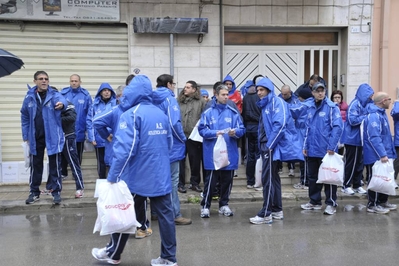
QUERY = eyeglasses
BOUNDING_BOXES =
[333,96,341,98]
[172,83,176,86]
[36,77,49,81]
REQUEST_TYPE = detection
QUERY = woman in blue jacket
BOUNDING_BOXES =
[87,83,116,179]
[199,84,245,218]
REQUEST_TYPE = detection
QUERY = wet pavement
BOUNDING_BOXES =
[1,201,399,266]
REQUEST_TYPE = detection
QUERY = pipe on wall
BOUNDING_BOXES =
[379,0,390,92]
[219,0,223,81]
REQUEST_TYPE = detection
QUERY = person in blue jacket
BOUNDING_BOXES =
[364,92,397,214]
[91,75,177,266]
[21,71,68,205]
[300,82,343,215]
[391,100,399,184]
[60,74,92,177]
[340,83,374,195]
[198,84,246,218]
[87,83,117,179]
[250,77,304,224]
[152,74,192,226]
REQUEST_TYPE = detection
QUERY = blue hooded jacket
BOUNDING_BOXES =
[93,77,146,166]
[21,86,68,155]
[107,75,173,197]
[256,77,304,162]
[152,87,186,163]
[199,100,245,170]
[60,86,92,142]
[390,101,399,147]
[240,80,255,97]
[341,83,374,146]
[289,98,314,144]
[303,96,343,158]
[223,74,237,96]
[364,104,396,165]
[87,83,117,148]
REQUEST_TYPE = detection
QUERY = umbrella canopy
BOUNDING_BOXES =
[0,48,24,78]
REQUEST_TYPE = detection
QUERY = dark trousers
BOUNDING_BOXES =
[105,193,177,262]
[62,136,84,190]
[30,138,62,196]
[394,147,399,179]
[61,141,84,176]
[245,130,259,186]
[132,194,150,231]
[300,159,307,185]
[201,170,234,209]
[95,147,107,179]
[256,150,282,217]
[307,157,337,206]
[179,139,203,187]
[343,145,363,189]
[365,163,389,207]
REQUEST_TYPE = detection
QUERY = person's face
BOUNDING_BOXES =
[216,89,229,104]
[332,94,342,103]
[184,83,196,97]
[224,81,233,91]
[257,87,269,99]
[381,97,392,109]
[167,80,176,91]
[281,89,291,100]
[202,95,208,101]
[101,89,111,100]
[70,75,81,89]
[34,74,49,92]
[312,87,326,102]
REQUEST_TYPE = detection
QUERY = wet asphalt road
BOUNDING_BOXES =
[1,200,399,266]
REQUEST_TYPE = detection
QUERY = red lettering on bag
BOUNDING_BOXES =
[321,166,340,173]
[105,203,132,210]
[220,150,227,153]
[373,175,391,182]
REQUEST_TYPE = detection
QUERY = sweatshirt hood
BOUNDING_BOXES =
[355,83,374,107]
[118,75,153,111]
[152,86,172,105]
[223,74,237,96]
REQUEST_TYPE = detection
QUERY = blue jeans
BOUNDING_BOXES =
[171,161,181,218]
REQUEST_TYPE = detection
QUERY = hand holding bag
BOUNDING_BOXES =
[317,153,344,186]
[367,160,397,196]
[213,135,230,170]
[93,180,141,235]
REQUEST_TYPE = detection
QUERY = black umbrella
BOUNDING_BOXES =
[0,48,24,78]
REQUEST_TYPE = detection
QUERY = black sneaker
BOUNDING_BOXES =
[53,194,61,205]
[26,194,40,204]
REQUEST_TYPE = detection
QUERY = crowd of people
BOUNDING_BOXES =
[20,70,399,265]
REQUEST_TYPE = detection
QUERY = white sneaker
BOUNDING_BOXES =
[151,257,177,266]
[92,248,120,265]
[75,189,84,198]
[246,185,254,189]
[254,186,263,191]
[301,202,322,210]
[271,211,284,220]
[288,169,295,177]
[219,205,233,216]
[200,208,210,218]
[353,187,367,194]
[380,202,397,210]
[323,205,336,215]
[341,187,355,195]
[249,215,273,224]
[367,205,390,214]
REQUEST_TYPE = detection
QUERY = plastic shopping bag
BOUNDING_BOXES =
[213,135,230,170]
[367,160,396,196]
[254,157,263,188]
[21,142,30,170]
[317,153,344,186]
[93,180,141,236]
[84,140,95,152]
[188,120,203,143]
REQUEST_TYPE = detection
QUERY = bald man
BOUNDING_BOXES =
[363,91,397,214]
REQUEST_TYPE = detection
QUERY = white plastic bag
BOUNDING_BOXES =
[317,153,344,186]
[84,140,95,152]
[367,160,396,196]
[93,180,141,236]
[254,157,263,188]
[21,142,30,170]
[213,135,230,170]
[188,120,203,143]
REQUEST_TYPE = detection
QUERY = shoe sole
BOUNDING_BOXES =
[366,208,390,214]
[249,220,273,225]
[200,214,210,218]
[323,210,336,215]
[26,199,40,204]
[301,206,322,210]
[219,212,233,217]
[92,249,120,265]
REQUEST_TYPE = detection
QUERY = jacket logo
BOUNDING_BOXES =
[319,112,326,117]
[45,102,51,108]
[173,105,178,111]
[78,99,85,104]
[119,121,127,129]
[275,107,280,114]
[225,117,232,123]
[28,102,33,108]
[371,121,378,128]
[156,123,163,129]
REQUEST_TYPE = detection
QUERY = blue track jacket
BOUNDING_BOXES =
[152,87,186,163]
[199,100,245,170]
[107,75,173,197]
[303,96,343,158]
[341,83,374,146]
[390,101,399,147]
[364,104,396,165]
[21,86,68,155]
[60,86,92,142]
[256,77,304,162]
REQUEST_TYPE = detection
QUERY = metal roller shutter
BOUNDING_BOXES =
[0,21,128,171]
